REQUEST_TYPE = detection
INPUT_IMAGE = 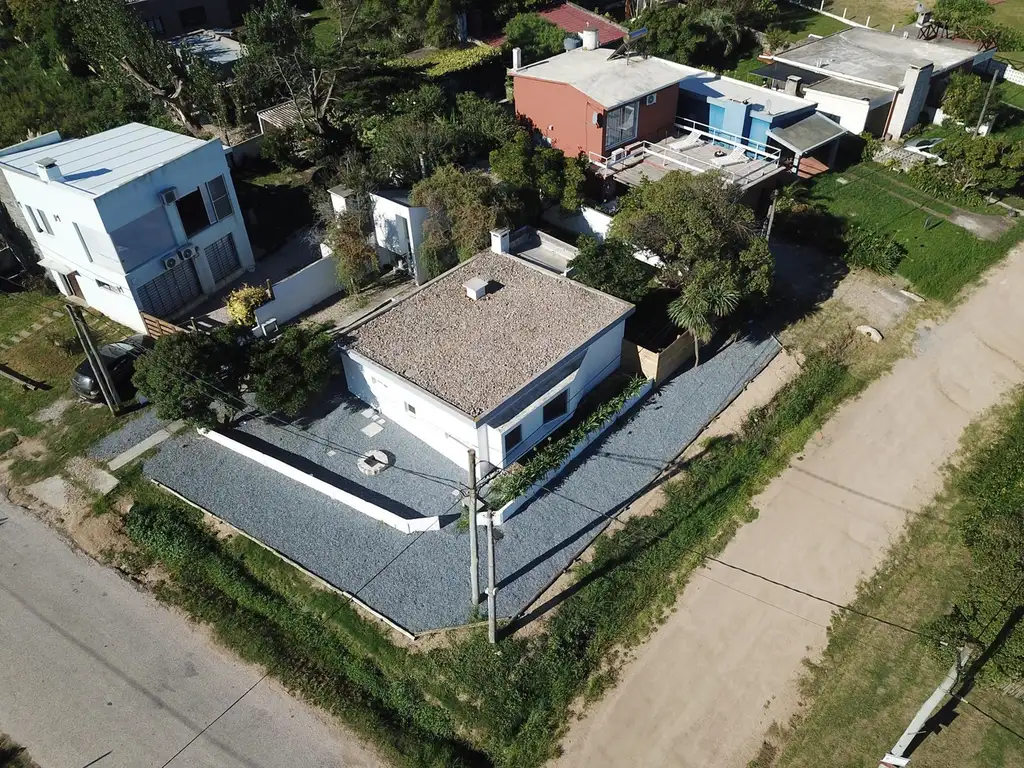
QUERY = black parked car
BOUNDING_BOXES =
[71,334,153,403]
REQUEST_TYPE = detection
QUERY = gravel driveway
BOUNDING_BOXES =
[144,334,780,633]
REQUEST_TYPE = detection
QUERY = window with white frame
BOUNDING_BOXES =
[405,402,416,415]
[604,101,638,151]
[36,209,53,235]
[645,93,657,106]
[206,175,233,222]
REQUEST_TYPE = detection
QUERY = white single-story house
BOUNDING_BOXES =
[0,123,255,331]
[339,230,635,473]
[756,27,995,137]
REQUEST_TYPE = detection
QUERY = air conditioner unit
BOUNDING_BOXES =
[178,244,200,260]
[162,254,181,270]
[159,187,178,205]
[610,147,627,162]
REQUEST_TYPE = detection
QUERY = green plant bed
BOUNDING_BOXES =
[121,348,862,767]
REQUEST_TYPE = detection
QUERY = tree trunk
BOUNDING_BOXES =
[693,334,700,367]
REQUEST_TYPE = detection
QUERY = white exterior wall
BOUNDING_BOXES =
[541,205,613,242]
[800,88,878,134]
[252,256,341,336]
[482,319,627,469]
[370,194,430,284]
[1,137,253,331]
[341,352,479,467]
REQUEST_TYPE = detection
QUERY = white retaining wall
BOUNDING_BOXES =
[253,256,341,336]
[482,380,654,526]
[201,428,442,534]
[541,205,613,242]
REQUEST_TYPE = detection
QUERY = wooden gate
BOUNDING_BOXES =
[141,312,187,339]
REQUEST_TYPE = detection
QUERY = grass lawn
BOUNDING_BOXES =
[726,7,848,82]
[0,298,135,481]
[769,395,1024,768]
[307,6,339,49]
[804,168,1022,302]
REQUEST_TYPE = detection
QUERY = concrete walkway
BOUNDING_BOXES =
[0,498,382,768]
[554,243,1024,768]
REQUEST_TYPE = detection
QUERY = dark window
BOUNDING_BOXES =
[504,425,523,452]
[405,402,416,415]
[542,391,568,424]
[145,16,165,34]
[206,175,233,221]
[175,189,210,238]
[178,6,208,29]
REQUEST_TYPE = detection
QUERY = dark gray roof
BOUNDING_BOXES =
[770,112,847,154]
[345,251,634,419]
[750,61,827,86]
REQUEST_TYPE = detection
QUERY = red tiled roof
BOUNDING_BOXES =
[484,2,628,47]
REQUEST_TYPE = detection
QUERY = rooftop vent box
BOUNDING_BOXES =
[36,158,62,182]
[464,277,488,301]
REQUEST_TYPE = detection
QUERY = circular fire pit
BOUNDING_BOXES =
[357,449,392,476]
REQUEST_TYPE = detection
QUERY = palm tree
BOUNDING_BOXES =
[695,6,744,57]
[667,266,740,366]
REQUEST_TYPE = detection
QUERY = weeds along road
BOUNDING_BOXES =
[0,498,383,768]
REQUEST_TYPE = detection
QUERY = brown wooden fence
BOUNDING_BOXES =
[141,312,187,339]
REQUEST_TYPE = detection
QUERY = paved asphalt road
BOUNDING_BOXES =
[0,498,383,768]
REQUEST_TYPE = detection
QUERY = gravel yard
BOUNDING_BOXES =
[143,334,780,633]
[88,409,169,461]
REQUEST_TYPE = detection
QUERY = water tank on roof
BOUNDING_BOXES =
[565,35,582,51]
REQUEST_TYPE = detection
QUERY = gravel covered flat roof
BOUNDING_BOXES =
[345,251,634,419]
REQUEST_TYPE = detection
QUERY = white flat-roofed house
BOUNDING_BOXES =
[0,123,255,331]
[340,234,635,473]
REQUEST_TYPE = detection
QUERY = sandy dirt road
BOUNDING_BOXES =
[554,244,1024,768]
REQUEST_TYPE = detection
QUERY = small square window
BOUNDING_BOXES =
[645,93,657,106]
[405,402,416,415]
[542,391,569,424]
[37,209,53,235]
[504,425,523,452]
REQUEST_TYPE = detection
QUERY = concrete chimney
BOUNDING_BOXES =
[511,47,523,71]
[490,228,510,254]
[329,186,355,215]
[35,158,62,183]
[887,62,933,140]
[581,28,599,50]
[784,75,802,96]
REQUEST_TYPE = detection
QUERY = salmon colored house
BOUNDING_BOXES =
[511,42,692,161]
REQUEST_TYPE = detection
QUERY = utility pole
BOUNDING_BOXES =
[66,305,120,416]
[765,188,779,241]
[880,646,972,767]
[486,501,497,644]
[975,68,999,136]
[467,449,480,607]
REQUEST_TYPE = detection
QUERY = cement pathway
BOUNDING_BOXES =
[0,498,382,768]
[554,243,1024,768]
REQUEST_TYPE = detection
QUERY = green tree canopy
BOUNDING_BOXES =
[132,326,252,429]
[634,1,749,68]
[248,325,336,417]
[324,210,379,294]
[569,237,655,304]
[610,171,773,355]
[67,0,218,135]
[941,72,998,125]
[410,165,508,278]
[940,135,1024,194]
[503,13,566,64]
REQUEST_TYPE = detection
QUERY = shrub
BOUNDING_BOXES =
[940,71,994,126]
[45,330,83,357]
[226,284,270,327]
[859,131,884,164]
[569,237,654,304]
[843,226,907,275]
[248,324,335,417]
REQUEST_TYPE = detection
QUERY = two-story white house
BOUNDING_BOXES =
[0,123,255,331]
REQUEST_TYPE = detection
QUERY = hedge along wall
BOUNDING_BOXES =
[481,379,653,525]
